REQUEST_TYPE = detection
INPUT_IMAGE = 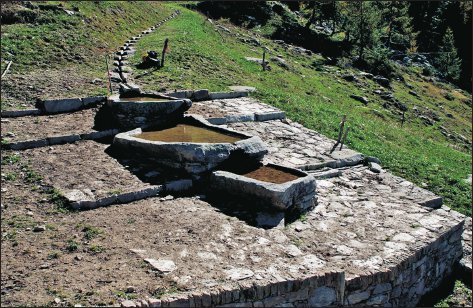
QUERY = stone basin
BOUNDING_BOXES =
[107,93,192,129]
[112,114,268,175]
[210,163,317,213]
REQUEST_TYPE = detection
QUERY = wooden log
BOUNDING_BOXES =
[1,61,12,78]
[161,38,169,68]
[329,115,347,153]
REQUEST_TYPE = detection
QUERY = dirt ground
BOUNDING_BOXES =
[1,108,104,143]
[1,66,108,110]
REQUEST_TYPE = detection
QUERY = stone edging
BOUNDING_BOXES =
[112,10,181,84]
[64,179,193,210]
[66,186,163,210]
[2,129,119,150]
[1,96,106,118]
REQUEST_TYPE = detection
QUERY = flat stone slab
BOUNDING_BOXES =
[228,119,335,167]
[22,141,158,201]
[0,108,112,144]
[186,97,284,124]
[229,86,257,92]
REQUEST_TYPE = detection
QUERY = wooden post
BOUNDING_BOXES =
[330,115,347,154]
[262,49,266,71]
[1,60,12,78]
[161,38,169,68]
[339,126,349,150]
[105,55,112,94]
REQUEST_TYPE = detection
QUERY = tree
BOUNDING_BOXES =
[343,1,382,62]
[381,1,417,51]
[434,27,462,81]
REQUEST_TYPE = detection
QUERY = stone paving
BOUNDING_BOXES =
[1,91,470,307]
[187,97,282,121]
[228,119,339,167]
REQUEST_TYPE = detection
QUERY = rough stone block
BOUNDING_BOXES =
[308,286,336,307]
[82,96,106,107]
[207,117,227,125]
[346,291,370,305]
[41,98,83,113]
[255,112,286,122]
[225,113,255,123]
[1,108,42,117]
[208,91,248,100]
[8,139,48,150]
[165,179,193,193]
[418,197,443,209]
[193,89,210,101]
[47,134,81,145]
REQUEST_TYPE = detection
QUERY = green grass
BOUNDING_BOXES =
[130,4,472,215]
[1,1,174,73]
[434,280,472,307]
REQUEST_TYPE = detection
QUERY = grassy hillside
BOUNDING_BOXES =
[1,2,471,216]
[131,3,472,215]
[0,1,173,105]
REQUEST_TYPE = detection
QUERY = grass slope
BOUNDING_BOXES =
[132,3,472,215]
[0,1,173,104]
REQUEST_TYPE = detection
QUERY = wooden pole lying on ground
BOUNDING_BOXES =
[330,115,347,153]
[161,38,169,68]
[1,61,12,78]
[105,55,112,94]
[339,126,349,150]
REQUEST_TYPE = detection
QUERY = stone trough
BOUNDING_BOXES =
[112,114,267,175]
[210,163,317,214]
[107,92,192,129]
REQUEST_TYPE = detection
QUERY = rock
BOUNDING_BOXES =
[419,115,434,126]
[255,211,285,228]
[33,225,46,232]
[464,174,472,185]
[144,258,176,273]
[270,56,290,69]
[121,300,136,307]
[350,95,368,105]
[160,195,174,201]
[148,298,161,307]
[369,162,382,173]
[408,90,419,97]
[359,72,374,79]
[346,291,370,305]
[229,86,256,92]
[225,268,254,280]
[192,89,210,101]
[308,287,336,307]
[126,286,136,293]
[54,298,62,304]
[374,76,390,87]
[342,75,356,82]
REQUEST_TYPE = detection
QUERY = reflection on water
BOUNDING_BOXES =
[116,96,171,102]
[240,165,301,184]
[136,124,243,143]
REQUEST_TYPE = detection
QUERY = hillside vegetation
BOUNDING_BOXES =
[1,1,471,217]
[130,3,472,215]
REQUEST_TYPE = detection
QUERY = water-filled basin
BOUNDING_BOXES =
[210,163,316,212]
[112,114,267,175]
[107,93,192,129]
[135,124,243,144]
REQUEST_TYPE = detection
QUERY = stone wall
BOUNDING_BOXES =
[344,219,464,307]
[122,218,464,307]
